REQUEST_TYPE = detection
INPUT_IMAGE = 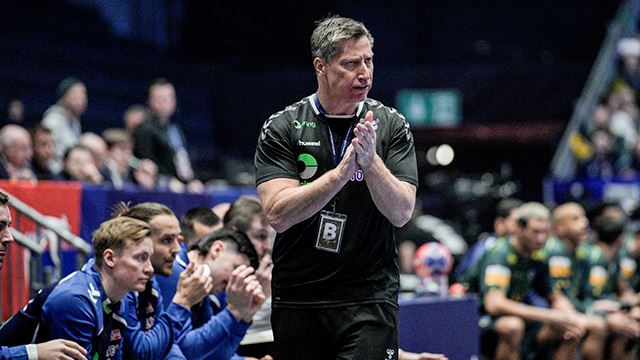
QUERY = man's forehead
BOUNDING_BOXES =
[127,236,154,253]
[222,248,250,265]
[529,218,550,229]
[150,214,180,231]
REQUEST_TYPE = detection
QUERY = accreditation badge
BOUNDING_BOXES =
[316,210,347,253]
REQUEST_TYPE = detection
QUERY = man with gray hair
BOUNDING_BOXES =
[255,15,418,360]
[0,124,36,180]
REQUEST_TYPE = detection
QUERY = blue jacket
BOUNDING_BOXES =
[41,262,126,360]
[122,277,192,360]
[0,346,29,360]
[155,247,249,360]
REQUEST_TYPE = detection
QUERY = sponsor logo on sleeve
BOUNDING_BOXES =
[484,264,511,288]
[588,266,607,288]
[549,256,572,278]
[620,257,637,280]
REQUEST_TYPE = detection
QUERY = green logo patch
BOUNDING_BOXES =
[297,153,318,180]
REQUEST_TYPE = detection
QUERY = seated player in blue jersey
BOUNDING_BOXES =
[223,197,275,358]
[157,228,269,360]
[156,207,223,310]
[111,202,214,359]
[0,190,88,360]
[38,216,154,360]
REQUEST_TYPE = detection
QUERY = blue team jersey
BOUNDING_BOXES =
[155,247,249,360]
[41,261,126,360]
[122,277,192,360]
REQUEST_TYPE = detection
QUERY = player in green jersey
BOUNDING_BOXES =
[546,202,607,360]
[476,202,586,360]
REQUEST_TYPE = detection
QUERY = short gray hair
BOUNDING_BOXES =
[311,15,374,63]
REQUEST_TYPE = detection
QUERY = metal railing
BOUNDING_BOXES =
[2,188,91,295]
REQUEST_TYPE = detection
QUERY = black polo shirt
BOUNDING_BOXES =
[255,95,418,309]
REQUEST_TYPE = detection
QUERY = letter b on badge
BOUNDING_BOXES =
[323,223,337,240]
[316,210,347,253]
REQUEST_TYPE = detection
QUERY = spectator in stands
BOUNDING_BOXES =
[224,197,275,358]
[78,132,111,183]
[181,207,223,249]
[573,202,640,359]
[42,77,87,174]
[468,202,586,360]
[571,104,625,178]
[133,78,203,193]
[544,202,608,360]
[123,104,149,134]
[608,86,639,150]
[39,216,153,358]
[4,98,26,125]
[618,137,640,179]
[102,128,158,190]
[0,190,88,360]
[111,202,213,359]
[580,129,623,179]
[0,124,36,181]
[61,145,103,184]
[613,37,640,95]
[30,123,58,180]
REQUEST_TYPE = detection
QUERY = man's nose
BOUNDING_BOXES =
[171,238,181,255]
[145,259,154,275]
[357,63,371,79]
[1,228,14,244]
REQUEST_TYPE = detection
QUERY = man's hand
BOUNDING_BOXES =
[255,254,273,298]
[607,311,640,338]
[226,265,266,323]
[36,339,88,360]
[172,262,213,308]
[336,142,359,182]
[352,110,377,170]
[399,349,448,360]
[548,309,585,340]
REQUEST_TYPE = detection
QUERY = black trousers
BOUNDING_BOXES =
[272,302,398,360]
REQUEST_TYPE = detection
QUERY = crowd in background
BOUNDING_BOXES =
[571,35,640,179]
[0,77,206,193]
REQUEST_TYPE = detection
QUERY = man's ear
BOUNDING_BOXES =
[207,240,225,261]
[103,249,117,268]
[314,57,326,76]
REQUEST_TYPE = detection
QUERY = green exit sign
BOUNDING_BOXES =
[396,89,462,127]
